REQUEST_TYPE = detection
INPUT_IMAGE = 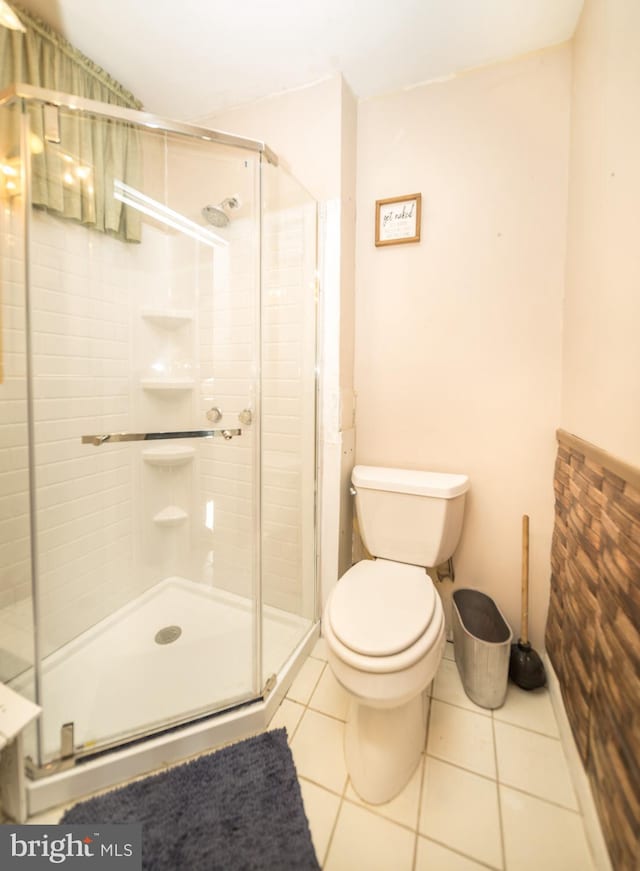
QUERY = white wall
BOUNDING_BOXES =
[338,77,357,577]
[354,46,571,647]
[562,0,640,467]
[196,76,343,203]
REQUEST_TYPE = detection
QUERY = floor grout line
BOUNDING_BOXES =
[306,706,347,724]
[493,714,562,741]
[411,693,432,870]
[498,781,583,814]
[424,750,499,785]
[431,692,563,738]
[430,694,492,718]
[290,662,346,869]
[341,791,421,837]
[421,746,583,814]
[286,702,306,745]
[285,657,327,708]
[316,707,349,869]
[297,774,344,801]
[420,833,504,871]
[492,713,507,871]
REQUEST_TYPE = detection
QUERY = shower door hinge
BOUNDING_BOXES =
[25,722,76,780]
[262,673,277,699]
[25,754,76,780]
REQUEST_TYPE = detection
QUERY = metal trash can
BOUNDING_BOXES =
[452,588,512,709]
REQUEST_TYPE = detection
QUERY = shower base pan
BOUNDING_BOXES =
[15,577,318,815]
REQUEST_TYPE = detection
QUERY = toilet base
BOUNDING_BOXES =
[345,690,429,805]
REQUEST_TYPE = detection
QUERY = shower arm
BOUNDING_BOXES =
[81,428,242,446]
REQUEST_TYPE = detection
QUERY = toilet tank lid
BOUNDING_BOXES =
[352,465,469,498]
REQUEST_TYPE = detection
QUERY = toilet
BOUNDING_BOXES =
[323,464,469,804]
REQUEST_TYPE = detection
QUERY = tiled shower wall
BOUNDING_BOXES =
[546,429,640,871]
[0,199,31,635]
[23,209,142,655]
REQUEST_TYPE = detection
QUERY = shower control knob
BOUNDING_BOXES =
[238,408,253,426]
[206,407,222,423]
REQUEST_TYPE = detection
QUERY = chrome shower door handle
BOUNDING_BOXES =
[81,428,242,446]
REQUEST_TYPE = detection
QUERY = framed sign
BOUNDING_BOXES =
[375,193,421,247]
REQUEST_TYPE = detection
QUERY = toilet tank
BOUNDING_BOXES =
[352,465,469,568]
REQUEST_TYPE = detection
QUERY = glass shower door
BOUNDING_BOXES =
[16,101,263,766]
[260,159,318,679]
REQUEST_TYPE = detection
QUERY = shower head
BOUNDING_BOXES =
[201,197,239,228]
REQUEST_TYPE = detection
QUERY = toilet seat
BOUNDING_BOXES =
[329,560,436,657]
[325,559,443,674]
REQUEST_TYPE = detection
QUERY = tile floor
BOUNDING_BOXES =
[27,638,598,870]
[272,638,596,871]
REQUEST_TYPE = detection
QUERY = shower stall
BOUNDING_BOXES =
[0,84,319,811]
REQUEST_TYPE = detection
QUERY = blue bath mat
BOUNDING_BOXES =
[61,728,319,870]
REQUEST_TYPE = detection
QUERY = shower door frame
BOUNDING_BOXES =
[0,83,319,777]
[0,83,280,164]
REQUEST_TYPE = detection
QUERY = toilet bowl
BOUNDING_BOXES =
[324,559,446,803]
[323,465,469,804]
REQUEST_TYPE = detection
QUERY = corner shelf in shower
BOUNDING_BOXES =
[141,378,195,391]
[153,506,188,527]
[142,445,196,467]
[140,308,194,330]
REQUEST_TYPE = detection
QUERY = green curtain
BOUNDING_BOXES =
[1,4,143,242]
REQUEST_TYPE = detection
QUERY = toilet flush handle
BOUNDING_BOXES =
[349,486,357,496]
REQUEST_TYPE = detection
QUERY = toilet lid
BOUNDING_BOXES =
[329,560,437,657]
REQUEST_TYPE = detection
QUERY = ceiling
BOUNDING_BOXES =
[15,0,584,121]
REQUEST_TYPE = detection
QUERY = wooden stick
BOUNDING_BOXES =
[521,514,530,644]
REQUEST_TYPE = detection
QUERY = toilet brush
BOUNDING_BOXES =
[509,515,546,690]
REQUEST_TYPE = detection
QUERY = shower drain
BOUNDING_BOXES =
[154,625,182,645]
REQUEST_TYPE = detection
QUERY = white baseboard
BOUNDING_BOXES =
[544,653,613,871]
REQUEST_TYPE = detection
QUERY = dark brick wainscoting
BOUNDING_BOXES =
[546,429,639,870]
